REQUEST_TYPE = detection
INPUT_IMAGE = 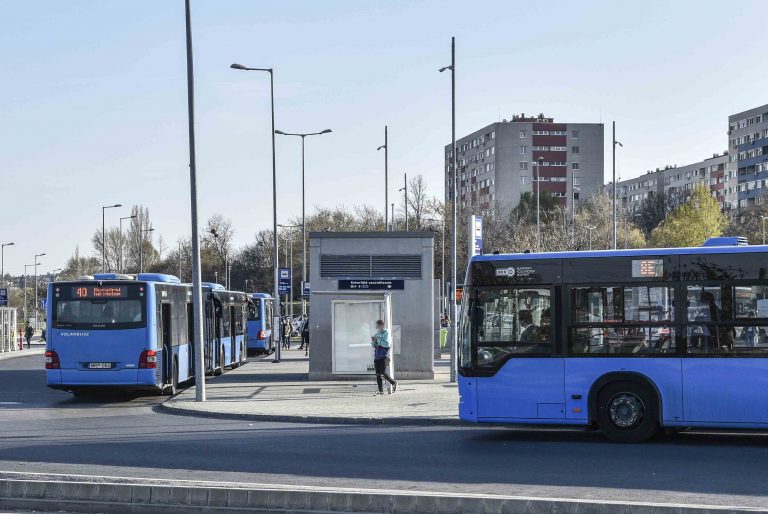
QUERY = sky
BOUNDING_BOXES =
[1,0,766,274]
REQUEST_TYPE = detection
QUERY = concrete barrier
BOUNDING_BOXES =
[0,474,765,514]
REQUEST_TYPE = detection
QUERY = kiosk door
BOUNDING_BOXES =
[332,298,392,375]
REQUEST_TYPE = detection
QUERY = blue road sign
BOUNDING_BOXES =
[0,288,7,306]
[278,267,291,295]
[40,298,48,310]
[302,281,310,297]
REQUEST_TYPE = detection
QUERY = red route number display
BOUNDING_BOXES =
[72,286,127,299]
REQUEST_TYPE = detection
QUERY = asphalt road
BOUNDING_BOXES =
[0,354,767,509]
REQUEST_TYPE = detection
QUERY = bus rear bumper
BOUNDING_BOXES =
[47,368,158,388]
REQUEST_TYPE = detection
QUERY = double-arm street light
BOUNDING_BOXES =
[275,128,331,316]
[102,204,122,272]
[119,215,137,273]
[34,253,45,331]
[230,62,281,364]
[1,242,14,290]
[439,36,457,383]
[377,127,388,230]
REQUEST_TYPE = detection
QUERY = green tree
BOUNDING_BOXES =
[650,185,728,247]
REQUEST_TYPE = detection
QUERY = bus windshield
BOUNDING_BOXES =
[52,283,146,329]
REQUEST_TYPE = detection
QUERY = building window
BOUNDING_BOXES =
[574,177,580,186]
[520,146,528,155]
[572,162,580,170]
[572,130,580,139]
[571,146,580,154]
[519,130,527,138]
[520,161,528,170]
[491,131,495,139]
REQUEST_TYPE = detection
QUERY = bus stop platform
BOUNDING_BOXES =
[160,351,460,425]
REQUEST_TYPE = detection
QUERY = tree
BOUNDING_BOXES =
[636,190,686,235]
[650,185,728,247]
[511,191,561,223]
[60,246,100,280]
[407,175,429,229]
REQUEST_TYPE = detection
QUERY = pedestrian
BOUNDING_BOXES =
[370,320,396,395]
[24,324,33,350]
[41,327,47,342]
[282,316,292,350]
[301,316,310,356]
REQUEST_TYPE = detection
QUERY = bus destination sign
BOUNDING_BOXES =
[632,259,664,278]
[72,286,127,299]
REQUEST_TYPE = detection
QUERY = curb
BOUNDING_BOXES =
[1,474,765,514]
[157,400,465,426]
[0,348,45,362]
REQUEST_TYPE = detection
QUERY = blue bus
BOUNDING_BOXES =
[45,273,248,396]
[246,293,274,355]
[458,239,768,442]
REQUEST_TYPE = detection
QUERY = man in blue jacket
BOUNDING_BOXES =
[371,320,397,395]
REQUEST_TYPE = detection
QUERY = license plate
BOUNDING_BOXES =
[88,362,113,369]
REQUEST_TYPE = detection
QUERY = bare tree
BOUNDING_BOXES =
[407,175,429,229]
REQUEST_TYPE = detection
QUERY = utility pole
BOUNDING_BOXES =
[378,127,389,231]
[399,173,408,230]
[612,121,623,250]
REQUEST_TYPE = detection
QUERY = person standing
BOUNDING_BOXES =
[24,324,33,350]
[282,317,292,350]
[371,320,396,395]
[301,316,310,356]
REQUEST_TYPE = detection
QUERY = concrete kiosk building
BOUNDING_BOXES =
[307,232,435,381]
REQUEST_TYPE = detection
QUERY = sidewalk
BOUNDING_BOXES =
[0,336,45,362]
[161,350,460,425]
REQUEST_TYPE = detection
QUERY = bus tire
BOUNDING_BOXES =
[596,381,659,443]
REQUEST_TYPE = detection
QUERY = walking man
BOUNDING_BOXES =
[301,316,310,356]
[24,324,33,350]
[371,320,396,395]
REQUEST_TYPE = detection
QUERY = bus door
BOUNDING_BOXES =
[213,296,223,368]
[204,298,214,373]
[473,287,565,420]
[229,305,237,363]
[160,303,172,385]
[186,302,194,376]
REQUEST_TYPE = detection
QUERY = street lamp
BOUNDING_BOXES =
[275,128,331,316]
[587,225,596,251]
[377,127,388,231]
[50,268,63,283]
[425,218,446,315]
[439,36,457,382]
[101,204,122,272]
[138,228,154,273]
[119,215,137,273]
[278,224,300,322]
[536,156,543,251]
[398,173,408,231]
[34,253,45,331]
[230,62,281,364]
[1,242,14,290]
[612,121,623,250]
[24,264,34,330]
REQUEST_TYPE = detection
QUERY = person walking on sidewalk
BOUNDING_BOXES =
[301,316,310,356]
[282,316,292,350]
[371,320,396,395]
[24,325,33,350]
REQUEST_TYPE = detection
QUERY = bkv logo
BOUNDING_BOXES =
[495,267,516,277]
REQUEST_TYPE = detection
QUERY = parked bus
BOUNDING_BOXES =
[246,292,274,355]
[45,274,248,396]
[458,238,768,442]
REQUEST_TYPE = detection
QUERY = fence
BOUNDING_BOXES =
[0,307,18,353]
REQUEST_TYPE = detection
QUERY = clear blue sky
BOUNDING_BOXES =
[1,0,765,273]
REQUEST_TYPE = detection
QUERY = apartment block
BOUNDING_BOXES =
[727,105,768,210]
[444,114,604,217]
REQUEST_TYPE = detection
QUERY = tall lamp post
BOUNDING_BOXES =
[1,242,14,290]
[230,62,281,364]
[278,224,300,322]
[612,121,623,250]
[536,156,543,251]
[439,36,457,382]
[377,127,388,231]
[425,218,446,315]
[587,225,596,251]
[23,264,33,329]
[101,204,122,272]
[138,228,154,273]
[119,215,137,274]
[33,253,45,331]
[50,268,63,283]
[275,128,331,317]
[399,173,408,230]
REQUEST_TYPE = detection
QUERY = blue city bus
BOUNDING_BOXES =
[45,274,248,396]
[458,238,768,442]
[246,292,274,355]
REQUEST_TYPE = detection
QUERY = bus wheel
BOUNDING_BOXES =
[213,347,224,376]
[597,381,659,443]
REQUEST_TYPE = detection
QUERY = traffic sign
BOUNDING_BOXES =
[40,298,48,310]
[0,288,7,306]
[278,267,291,295]
[302,281,310,297]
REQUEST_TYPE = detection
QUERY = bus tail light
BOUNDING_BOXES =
[257,330,266,340]
[45,350,60,369]
[139,350,157,369]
